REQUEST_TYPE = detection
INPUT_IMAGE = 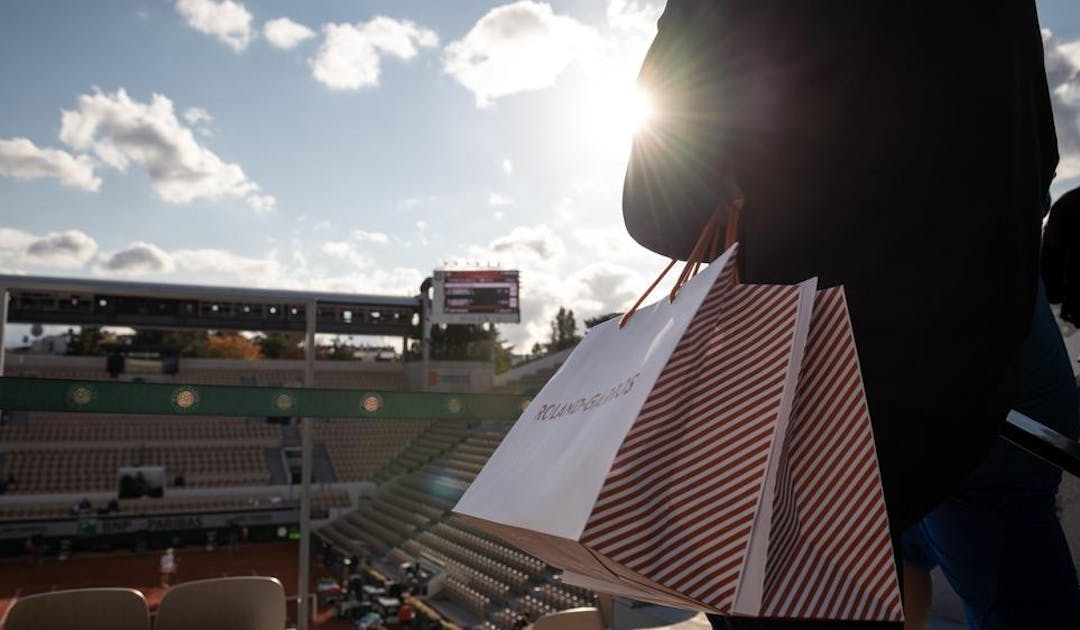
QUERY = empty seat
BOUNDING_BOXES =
[155,576,285,630]
[533,608,604,630]
[4,588,148,630]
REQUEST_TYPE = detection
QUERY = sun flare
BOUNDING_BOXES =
[579,82,655,157]
[624,86,653,134]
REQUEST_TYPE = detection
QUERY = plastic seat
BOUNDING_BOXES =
[532,607,604,630]
[154,576,285,630]
[4,588,148,630]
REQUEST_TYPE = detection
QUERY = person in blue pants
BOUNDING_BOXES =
[901,280,1080,629]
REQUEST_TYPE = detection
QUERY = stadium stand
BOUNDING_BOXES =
[3,355,411,391]
[314,419,430,482]
[0,357,420,522]
[315,420,605,630]
[0,414,280,444]
[0,445,269,493]
[0,489,350,521]
[0,353,604,630]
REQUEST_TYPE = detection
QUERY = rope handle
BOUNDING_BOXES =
[619,197,742,329]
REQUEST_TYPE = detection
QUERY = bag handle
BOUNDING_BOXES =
[619,197,742,329]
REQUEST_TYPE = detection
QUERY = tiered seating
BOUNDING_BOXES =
[435,519,546,577]
[311,420,606,629]
[379,484,447,521]
[518,593,556,620]
[0,445,269,494]
[320,499,412,554]
[530,583,595,610]
[0,489,349,520]
[315,371,409,390]
[416,532,529,588]
[490,608,522,630]
[446,559,512,600]
[518,583,599,620]
[377,424,469,479]
[2,447,138,493]
[314,419,429,481]
[4,364,109,380]
[0,415,280,444]
[443,576,491,615]
[174,369,253,386]
[144,446,269,486]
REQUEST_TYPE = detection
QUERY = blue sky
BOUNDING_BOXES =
[2,1,1079,351]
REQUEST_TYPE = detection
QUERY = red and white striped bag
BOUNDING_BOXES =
[454,238,902,621]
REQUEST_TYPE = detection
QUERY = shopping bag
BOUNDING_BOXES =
[753,287,902,621]
[553,287,903,621]
[454,243,830,615]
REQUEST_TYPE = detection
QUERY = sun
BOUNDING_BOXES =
[624,86,654,134]
[579,82,654,155]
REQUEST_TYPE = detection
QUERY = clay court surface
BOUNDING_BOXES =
[0,541,348,628]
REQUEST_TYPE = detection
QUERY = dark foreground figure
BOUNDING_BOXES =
[623,1,1073,628]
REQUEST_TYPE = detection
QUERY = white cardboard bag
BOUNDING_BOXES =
[456,245,824,614]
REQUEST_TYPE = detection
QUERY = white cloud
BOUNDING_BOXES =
[182,106,213,126]
[175,0,254,52]
[264,17,315,50]
[1045,30,1080,180]
[309,17,438,90]
[0,137,101,191]
[0,228,96,272]
[0,228,36,251]
[172,248,282,281]
[352,229,389,243]
[322,241,351,258]
[488,192,513,206]
[501,158,514,175]
[97,242,176,275]
[23,230,98,268]
[489,224,563,260]
[305,267,424,296]
[443,1,600,107]
[606,0,661,33]
[320,240,375,268]
[59,88,274,212]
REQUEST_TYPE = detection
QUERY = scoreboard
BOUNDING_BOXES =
[431,269,520,324]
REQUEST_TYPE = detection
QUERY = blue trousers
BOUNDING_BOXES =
[902,282,1080,629]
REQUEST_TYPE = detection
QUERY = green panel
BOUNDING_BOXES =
[0,377,529,421]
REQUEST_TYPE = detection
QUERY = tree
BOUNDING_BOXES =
[204,333,262,359]
[493,336,514,374]
[548,307,581,352]
[585,312,622,328]
[66,326,105,356]
[257,332,305,359]
[130,329,208,357]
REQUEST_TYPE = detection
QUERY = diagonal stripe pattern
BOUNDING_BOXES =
[761,288,903,621]
[581,256,806,613]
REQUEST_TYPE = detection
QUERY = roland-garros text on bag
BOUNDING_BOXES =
[453,243,903,621]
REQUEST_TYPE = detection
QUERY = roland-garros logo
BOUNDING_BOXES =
[532,373,640,422]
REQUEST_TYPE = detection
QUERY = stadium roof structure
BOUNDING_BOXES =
[0,274,422,337]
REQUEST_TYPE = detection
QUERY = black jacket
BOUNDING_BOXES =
[1043,187,1080,325]
[624,1,1059,531]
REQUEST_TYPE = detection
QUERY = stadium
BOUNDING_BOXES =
[1,261,1078,630]
[0,271,616,630]
[2,2,1080,629]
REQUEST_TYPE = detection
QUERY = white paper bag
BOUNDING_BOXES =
[455,245,825,614]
